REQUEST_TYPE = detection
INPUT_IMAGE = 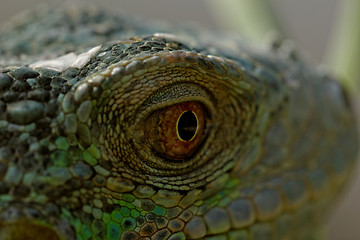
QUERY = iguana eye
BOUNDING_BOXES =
[145,101,205,160]
[129,82,216,177]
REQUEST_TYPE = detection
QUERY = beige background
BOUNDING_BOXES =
[1,0,359,239]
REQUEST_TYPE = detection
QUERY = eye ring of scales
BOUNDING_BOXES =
[0,3,358,240]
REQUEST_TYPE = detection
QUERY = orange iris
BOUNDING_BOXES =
[146,101,205,160]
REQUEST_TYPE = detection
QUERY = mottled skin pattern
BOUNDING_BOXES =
[0,4,358,240]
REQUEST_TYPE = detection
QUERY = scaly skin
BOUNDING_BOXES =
[0,4,358,240]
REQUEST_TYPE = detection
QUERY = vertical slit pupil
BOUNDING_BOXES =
[178,111,198,141]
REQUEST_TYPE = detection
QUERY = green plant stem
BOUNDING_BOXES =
[204,0,281,42]
[325,0,360,93]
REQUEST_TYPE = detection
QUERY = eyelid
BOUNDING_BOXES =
[133,82,216,125]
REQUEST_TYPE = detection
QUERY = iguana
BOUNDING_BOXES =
[0,3,358,240]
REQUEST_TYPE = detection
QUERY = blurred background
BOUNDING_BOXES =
[0,0,359,239]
